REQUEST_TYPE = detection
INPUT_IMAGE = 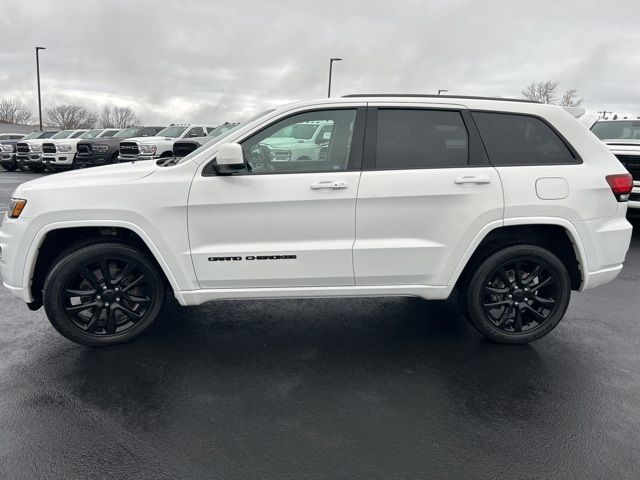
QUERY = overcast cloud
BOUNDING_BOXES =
[1,0,639,125]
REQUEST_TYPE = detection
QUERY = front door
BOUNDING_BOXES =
[188,106,365,289]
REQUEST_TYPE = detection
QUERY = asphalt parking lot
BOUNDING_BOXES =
[1,170,639,479]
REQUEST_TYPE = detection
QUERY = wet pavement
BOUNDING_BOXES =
[1,171,639,479]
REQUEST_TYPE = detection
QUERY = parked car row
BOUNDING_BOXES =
[0,123,239,173]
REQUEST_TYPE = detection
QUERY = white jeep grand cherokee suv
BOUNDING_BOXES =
[0,95,633,346]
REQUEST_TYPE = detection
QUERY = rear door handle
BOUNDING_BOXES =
[310,180,348,190]
[454,176,491,185]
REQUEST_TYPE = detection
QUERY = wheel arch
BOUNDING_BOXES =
[25,221,186,307]
[450,218,587,292]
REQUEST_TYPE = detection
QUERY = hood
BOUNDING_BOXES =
[15,161,158,195]
[124,136,176,144]
[53,138,81,147]
[19,138,51,146]
[260,137,305,148]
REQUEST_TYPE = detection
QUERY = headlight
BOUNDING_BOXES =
[0,144,14,153]
[7,198,27,219]
[93,144,109,153]
[30,144,42,153]
[57,144,72,152]
[139,144,157,155]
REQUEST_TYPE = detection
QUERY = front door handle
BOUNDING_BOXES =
[454,176,491,185]
[310,180,348,190]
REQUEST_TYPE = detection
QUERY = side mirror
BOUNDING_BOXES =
[212,143,246,175]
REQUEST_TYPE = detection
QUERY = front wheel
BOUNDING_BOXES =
[43,242,167,346]
[465,245,571,344]
[2,165,16,172]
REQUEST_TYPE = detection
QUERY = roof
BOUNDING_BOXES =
[342,94,539,104]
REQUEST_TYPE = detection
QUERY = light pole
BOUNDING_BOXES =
[327,57,342,97]
[35,46,46,131]
[438,89,448,95]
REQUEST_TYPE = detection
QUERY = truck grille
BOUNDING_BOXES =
[119,142,139,156]
[16,143,30,154]
[77,143,92,154]
[615,154,640,182]
[43,143,56,154]
[173,141,199,158]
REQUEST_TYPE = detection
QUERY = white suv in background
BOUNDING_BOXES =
[43,128,121,172]
[118,124,217,162]
[0,95,633,346]
[589,118,640,214]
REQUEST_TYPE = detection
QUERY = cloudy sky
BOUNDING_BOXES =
[1,0,639,125]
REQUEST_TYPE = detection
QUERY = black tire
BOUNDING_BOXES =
[43,242,166,346]
[465,245,571,344]
[31,166,46,173]
[3,165,16,172]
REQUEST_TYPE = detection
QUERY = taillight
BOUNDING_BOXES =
[606,174,633,202]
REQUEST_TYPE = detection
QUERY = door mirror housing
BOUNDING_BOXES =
[212,143,246,175]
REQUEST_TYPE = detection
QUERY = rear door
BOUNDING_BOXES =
[353,103,504,286]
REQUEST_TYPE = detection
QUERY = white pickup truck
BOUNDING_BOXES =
[118,124,217,162]
[43,128,121,172]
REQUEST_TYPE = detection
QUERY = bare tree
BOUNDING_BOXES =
[522,81,584,107]
[559,89,583,107]
[522,81,559,104]
[0,97,33,124]
[44,105,98,129]
[99,106,113,128]
[99,105,140,128]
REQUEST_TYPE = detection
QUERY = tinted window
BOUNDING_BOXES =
[375,109,468,169]
[591,121,640,140]
[240,109,356,174]
[140,127,163,137]
[473,112,575,165]
[186,127,205,138]
[100,129,119,138]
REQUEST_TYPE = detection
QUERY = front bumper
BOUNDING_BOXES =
[43,153,75,169]
[16,153,44,168]
[0,215,32,302]
[118,154,158,163]
[75,152,113,168]
[0,153,16,168]
[627,182,640,212]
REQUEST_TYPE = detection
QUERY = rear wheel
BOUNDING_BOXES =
[43,243,166,346]
[465,245,571,344]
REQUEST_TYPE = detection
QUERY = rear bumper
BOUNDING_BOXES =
[627,182,640,210]
[575,209,633,291]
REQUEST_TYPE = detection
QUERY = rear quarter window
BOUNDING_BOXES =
[472,112,577,166]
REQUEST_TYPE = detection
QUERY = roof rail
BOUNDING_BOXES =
[341,94,540,104]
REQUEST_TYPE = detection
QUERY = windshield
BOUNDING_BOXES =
[591,121,640,140]
[70,130,86,138]
[51,130,74,139]
[157,126,188,138]
[177,110,275,165]
[114,127,139,138]
[207,123,238,138]
[23,131,43,140]
[100,130,120,138]
[80,129,103,139]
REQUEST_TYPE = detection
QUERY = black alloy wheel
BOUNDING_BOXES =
[44,243,166,346]
[466,245,571,344]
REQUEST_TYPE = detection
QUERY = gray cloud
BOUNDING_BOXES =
[1,0,639,125]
